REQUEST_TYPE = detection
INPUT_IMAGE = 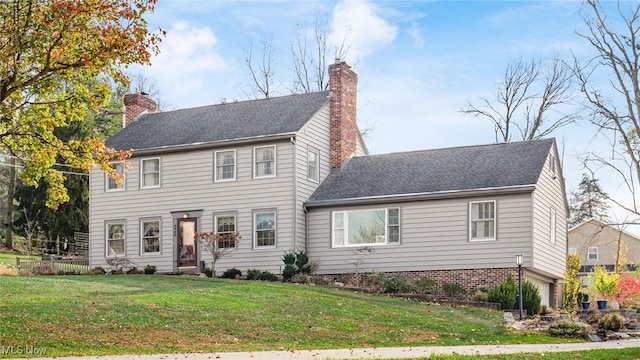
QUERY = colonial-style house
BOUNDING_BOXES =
[89,60,567,308]
[568,218,640,274]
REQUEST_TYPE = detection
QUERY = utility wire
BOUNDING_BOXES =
[0,161,89,176]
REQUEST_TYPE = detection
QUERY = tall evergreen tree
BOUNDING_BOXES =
[568,173,609,227]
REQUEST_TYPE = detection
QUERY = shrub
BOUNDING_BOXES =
[292,274,311,284]
[562,254,581,312]
[282,264,296,282]
[539,305,553,316]
[126,267,144,274]
[246,268,261,280]
[281,250,314,281]
[144,265,157,274]
[616,273,640,307]
[443,282,467,301]
[376,274,414,294]
[257,271,279,282]
[221,267,242,279]
[471,288,489,302]
[202,268,213,278]
[522,280,541,315]
[588,265,619,299]
[600,312,625,331]
[88,266,106,275]
[414,277,437,295]
[548,320,592,338]
[488,276,517,310]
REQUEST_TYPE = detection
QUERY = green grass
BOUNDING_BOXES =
[0,251,34,268]
[418,348,640,359]
[0,275,580,358]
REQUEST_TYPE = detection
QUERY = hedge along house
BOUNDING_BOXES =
[89,60,568,308]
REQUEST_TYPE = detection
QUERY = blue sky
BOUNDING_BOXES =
[130,0,625,210]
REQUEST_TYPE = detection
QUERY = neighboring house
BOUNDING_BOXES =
[568,218,640,274]
[89,60,567,308]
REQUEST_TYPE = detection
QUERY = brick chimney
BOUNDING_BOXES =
[123,93,157,127]
[329,59,358,169]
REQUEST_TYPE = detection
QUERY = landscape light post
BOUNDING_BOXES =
[516,254,523,320]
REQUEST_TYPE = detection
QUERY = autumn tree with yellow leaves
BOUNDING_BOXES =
[0,0,162,209]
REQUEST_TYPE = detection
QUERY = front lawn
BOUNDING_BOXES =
[0,275,576,358]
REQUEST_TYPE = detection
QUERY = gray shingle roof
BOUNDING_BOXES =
[107,91,330,151]
[306,139,554,205]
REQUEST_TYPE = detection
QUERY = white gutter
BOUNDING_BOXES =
[118,133,297,157]
[304,184,536,208]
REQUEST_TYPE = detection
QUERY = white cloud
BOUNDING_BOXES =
[135,21,230,108]
[408,22,425,48]
[329,0,398,63]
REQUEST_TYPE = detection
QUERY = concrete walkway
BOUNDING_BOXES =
[28,339,640,360]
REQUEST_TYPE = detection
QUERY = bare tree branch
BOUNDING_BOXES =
[575,0,640,218]
[461,58,577,143]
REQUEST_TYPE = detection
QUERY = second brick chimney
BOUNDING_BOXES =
[123,93,157,127]
[329,59,358,169]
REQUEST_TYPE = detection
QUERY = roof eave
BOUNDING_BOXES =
[122,132,297,157]
[304,184,537,208]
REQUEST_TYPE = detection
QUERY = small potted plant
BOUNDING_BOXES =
[579,292,590,310]
[591,266,619,310]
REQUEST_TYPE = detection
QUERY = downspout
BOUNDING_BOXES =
[304,205,309,252]
[290,136,297,252]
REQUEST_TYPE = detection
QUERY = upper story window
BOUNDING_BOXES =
[332,208,401,247]
[106,222,125,257]
[254,145,275,178]
[215,214,237,249]
[141,220,160,254]
[254,211,276,248]
[106,163,125,191]
[141,158,160,188]
[307,147,319,182]
[215,150,236,182]
[588,247,598,260]
[568,247,576,255]
[469,201,496,241]
[549,154,556,177]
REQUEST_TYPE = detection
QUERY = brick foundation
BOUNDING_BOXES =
[325,267,527,300]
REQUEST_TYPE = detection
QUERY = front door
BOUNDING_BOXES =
[177,218,197,268]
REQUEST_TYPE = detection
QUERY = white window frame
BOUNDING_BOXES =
[549,154,556,177]
[550,208,556,245]
[106,162,125,192]
[588,247,598,260]
[214,149,236,182]
[469,200,496,241]
[214,213,238,249]
[331,208,401,248]
[140,219,161,255]
[254,145,276,178]
[106,222,125,257]
[140,158,161,188]
[307,147,319,182]
[568,247,576,255]
[254,210,276,248]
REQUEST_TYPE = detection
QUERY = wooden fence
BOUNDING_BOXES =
[16,257,89,274]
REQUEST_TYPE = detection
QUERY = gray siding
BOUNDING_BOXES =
[294,105,331,251]
[307,193,534,274]
[531,145,567,279]
[89,140,296,274]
